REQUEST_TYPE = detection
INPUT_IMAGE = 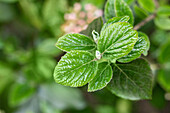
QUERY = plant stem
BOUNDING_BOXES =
[133,13,157,30]
[133,0,159,30]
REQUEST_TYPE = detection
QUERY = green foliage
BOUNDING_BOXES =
[80,17,103,38]
[117,36,147,63]
[104,0,134,24]
[137,0,155,12]
[134,5,148,20]
[9,83,35,107]
[108,58,153,100]
[114,0,134,24]
[54,51,98,87]
[154,16,170,30]
[88,62,113,92]
[98,22,138,60]
[54,14,152,100]
[104,0,115,21]
[56,34,96,52]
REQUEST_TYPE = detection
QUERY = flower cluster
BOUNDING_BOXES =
[61,3,103,33]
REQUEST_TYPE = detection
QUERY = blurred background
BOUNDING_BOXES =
[0,0,170,113]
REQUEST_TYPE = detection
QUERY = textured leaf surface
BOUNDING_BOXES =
[117,36,147,63]
[56,33,96,52]
[80,17,103,38]
[98,22,138,60]
[138,32,150,56]
[54,51,98,87]
[138,0,155,12]
[158,68,170,92]
[115,0,134,25]
[108,58,153,100]
[101,16,129,31]
[104,0,115,21]
[88,62,113,92]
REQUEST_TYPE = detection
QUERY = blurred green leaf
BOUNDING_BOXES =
[158,68,170,92]
[0,63,14,95]
[0,3,15,22]
[115,0,134,25]
[37,39,62,56]
[158,41,170,63]
[138,0,155,12]
[104,0,115,21]
[40,101,61,113]
[80,17,103,38]
[0,0,18,3]
[9,83,35,107]
[19,0,43,30]
[81,0,105,8]
[108,58,153,100]
[38,83,86,110]
[43,0,67,36]
[134,5,148,19]
[157,6,170,16]
[96,105,116,113]
[116,99,132,113]
[154,16,170,30]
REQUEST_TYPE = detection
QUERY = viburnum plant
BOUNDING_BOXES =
[54,0,154,100]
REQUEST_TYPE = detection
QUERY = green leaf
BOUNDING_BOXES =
[54,51,98,87]
[101,16,130,31]
[56,33,96,52]
[134,5,148,19]
[138,32,150,56]
[0,63,14,95]
[157,6,170,16]
[0,0,18,3]
[124,0,134,4]
[108,58,153,100]
[104,0,115,21]
[39,83,86,110]
[158,41,170,63]
[43,0,67,36]
[154,16,170,30]
[157,68,170,92]
[88,62,113,92]
[98,22,138,60]
[9,83,35,107]
[117,36,147,63]
[138,0,155,12]
[114,0,134,25]
[0,3,15,22]
[80,17,103,38]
